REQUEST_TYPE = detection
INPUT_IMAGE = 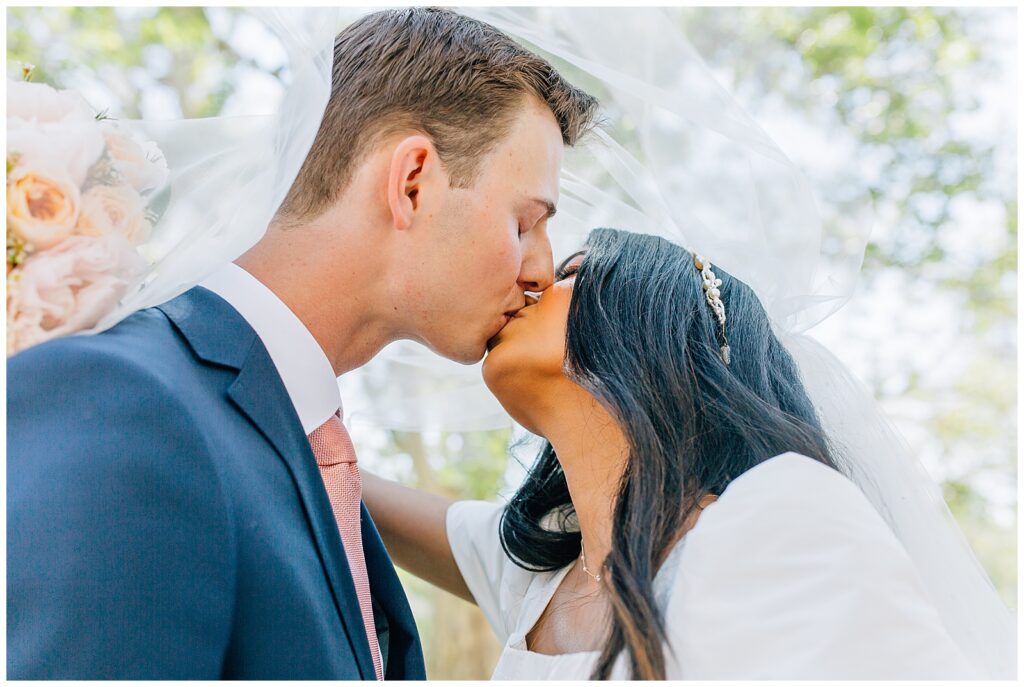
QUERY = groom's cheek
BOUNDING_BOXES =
[479,232,519,284]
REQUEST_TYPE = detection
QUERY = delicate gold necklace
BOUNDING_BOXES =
[579,541,603,582]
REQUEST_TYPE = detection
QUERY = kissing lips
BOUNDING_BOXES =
[486,311,518,351]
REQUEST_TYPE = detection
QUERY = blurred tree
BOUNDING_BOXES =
[678,6,1016,607]
[6,6,276,118]
[382,429,508,678]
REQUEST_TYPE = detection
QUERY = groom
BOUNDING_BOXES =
[7,7,597,680]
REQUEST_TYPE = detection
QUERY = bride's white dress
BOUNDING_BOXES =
[446,452,976,680]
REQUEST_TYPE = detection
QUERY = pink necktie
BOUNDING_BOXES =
[308,411,384,680]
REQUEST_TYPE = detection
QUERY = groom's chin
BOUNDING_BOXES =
[428,338,487,366]
[456,348,486,365]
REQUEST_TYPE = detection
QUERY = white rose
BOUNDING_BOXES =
[6,164,81,251]
[100,122,169,193]
[6,234,146,356]
[6,79,96,124]
[7,118,106,187]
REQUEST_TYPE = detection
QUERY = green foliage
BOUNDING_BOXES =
[7,7,265,118]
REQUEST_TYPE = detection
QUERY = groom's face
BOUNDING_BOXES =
[414,97,563,363]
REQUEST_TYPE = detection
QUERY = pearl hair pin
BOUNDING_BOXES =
[693,254,731,365]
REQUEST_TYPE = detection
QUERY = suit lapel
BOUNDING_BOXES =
[361,503,426,679]
[227,349,376,679]
[158,287,376,680]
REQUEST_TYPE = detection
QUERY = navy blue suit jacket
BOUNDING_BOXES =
[7,287,426,679]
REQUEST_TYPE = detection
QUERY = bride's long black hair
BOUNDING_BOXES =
[499,228,842,679]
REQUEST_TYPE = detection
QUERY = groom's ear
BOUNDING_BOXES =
[386,135,440,231]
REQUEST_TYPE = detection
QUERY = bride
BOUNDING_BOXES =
[362,227,978,680]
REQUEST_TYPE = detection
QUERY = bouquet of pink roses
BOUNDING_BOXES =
[6,76,169,356]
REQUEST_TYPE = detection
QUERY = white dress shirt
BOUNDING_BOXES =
[201,262,341,434]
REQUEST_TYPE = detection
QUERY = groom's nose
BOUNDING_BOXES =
[517,226,554,292]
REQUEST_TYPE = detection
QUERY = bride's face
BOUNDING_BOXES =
[482,252,584,428]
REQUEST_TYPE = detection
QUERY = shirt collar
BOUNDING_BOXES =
[200,263,341,434]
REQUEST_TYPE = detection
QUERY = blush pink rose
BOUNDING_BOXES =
[6,164,81,250]
[6,234,146,356]
[100,122,169,193]
[75,183,152,244]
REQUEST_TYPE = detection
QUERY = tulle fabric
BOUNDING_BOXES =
[73,7,1013,677]
[782,331,1015,678]
[86,8,340,335]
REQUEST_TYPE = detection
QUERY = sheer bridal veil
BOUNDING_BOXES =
[84,7,1015,678]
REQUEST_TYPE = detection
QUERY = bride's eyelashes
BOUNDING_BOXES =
[554,250,586,280]
[556,264,580,281]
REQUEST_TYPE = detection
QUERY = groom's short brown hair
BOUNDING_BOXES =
[274,7,598,226]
